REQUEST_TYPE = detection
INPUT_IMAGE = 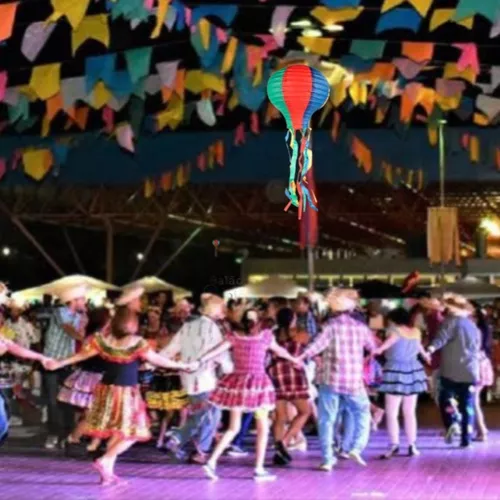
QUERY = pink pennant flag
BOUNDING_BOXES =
[256,34,279,57]
[368,95,377,110]
[144,0,154,10]
[453,43,480,75]
[234,122,246,146]
[0,158,6,181]
[461,133,470,149]
[247,46,263,72]
[116,123,135,153]
[11,150,21,170]
[405,82,423,104]
[185,7,192,26]
[216,95,226,116]
[0,72,7,102]
[102,106,114,134]
[271,6,295,47]
[216,27,228,43]
[393,57,427,79]
[436,78,466,97]
[250,112,260,134]
[197,152,206,171]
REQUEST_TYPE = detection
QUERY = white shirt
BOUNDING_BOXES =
[159,316,233,395]
[6,317,40,348]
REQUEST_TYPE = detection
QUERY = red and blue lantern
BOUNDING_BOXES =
[267,64,330,217]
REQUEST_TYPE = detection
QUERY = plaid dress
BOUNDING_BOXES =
[210,330,276,411]
[268,340,309,401]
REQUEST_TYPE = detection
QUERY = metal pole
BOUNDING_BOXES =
[62,227,86,274]
[438,119,447,285]
[130,221,164,281]
[307,245,314,292]
[156,227,202,276]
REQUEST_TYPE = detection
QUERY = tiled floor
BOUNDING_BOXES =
[1,404,500,500]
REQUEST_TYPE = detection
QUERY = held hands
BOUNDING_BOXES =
[42,357,60,371]
[185,360,201,373]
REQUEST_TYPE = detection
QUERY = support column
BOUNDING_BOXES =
[105,219,114,283]
[156,227,202,276]
[63,227,86,274]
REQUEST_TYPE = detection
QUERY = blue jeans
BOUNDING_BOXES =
[336,404,356,452]
[318,385,370,464]
[172,392,221,454]
[438,377,474,446]
[233,413,253,449]
[0,391,9,446]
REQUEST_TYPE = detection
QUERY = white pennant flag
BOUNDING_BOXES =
[21,22,56,62]
[156,60,180,88]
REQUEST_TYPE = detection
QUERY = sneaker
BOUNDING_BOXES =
[338,451,350,460]
[273,453,289,466]
[318,461,336,472]
[288,438,307,452]
[408,445,420,457]
[275,441,292,462]
[445,423,460,444]
[203,463,218,480]
[44,436,58,450]
[189,452,208,465]
[349,451,367,467]
[380,445,399,460]
[254,469,276,482]
[226,445,249,458]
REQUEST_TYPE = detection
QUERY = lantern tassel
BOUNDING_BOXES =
[298,129,317,216]
[284,129,299,211]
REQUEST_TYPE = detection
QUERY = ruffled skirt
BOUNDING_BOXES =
[479,353,494,387]
[379,360,427,396]
[145,373,187,411]
[57,369,103,409]
[84,383,151,441]
[210,372,275,411]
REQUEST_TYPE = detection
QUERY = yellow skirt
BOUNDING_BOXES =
[84,383,151,441]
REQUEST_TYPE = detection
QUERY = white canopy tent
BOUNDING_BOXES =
[432,276,500,300]
[224,276,307,300]
[12,274,119,304]
[122,276,191,300]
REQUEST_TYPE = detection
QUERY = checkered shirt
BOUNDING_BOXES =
[302,313,376,395]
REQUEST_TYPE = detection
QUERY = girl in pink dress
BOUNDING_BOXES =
[197,308,302,482]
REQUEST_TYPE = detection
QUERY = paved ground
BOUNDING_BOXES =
[1,403,500,500]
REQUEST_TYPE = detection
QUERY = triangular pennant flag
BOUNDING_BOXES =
[21,22,56,62]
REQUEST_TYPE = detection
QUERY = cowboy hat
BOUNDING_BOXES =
[325,288,358,312]
[442,293,473,317]
[116,286,144,306]
[169,298,193,314]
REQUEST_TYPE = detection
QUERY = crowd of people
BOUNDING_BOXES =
[0,280,496,485]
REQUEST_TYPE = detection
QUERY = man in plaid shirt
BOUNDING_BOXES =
[300,288,375,471]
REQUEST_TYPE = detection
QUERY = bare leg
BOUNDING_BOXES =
[474,386,488,439]
[178,407,188,427]
[385,394,403,445]
[95,438,136,484]
[283,399,310,446]
[273,401,288,443]
[255,410,270,471]
[207,410,242,467]
[401,395,418,446]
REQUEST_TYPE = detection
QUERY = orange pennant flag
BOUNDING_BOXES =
[160,171,173,191]
[495,149,500,171]
[351,136,372,174]
[402,42,434,63]
[197,152,206,171]
[215,140,224,166]
[74,107,89,130]
[469,136,480,163]
[46,93,63,121]
[207,146,215,169]
[0,2,18,42]
[331,111,341,142]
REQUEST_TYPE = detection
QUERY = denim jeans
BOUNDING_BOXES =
[0,391,9,446]
[438,377,475,446]
[336,404,356,452]
[318,385,371,464]
[233,413,253,449]
[172,392,221,454]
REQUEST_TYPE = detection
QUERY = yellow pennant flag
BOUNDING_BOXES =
[151,0,170,39]
[470,136,480,163]
[311,6,364,25]
[331,81,348,107]
[156,94,184,131]
[473,113,489,126]
[199,19,211,50]
[90,82,112,109]
[253,59,263,86]
[348,81,367,105]
[185,70,226,94]
[30,63,61,100]
[228,91,239,110]
[427,125,438,146]
[72,14,110,55]
[47,0,90,29]
[23,149,53,181]
[297,36,333,56]
[430,9,473,31]
[221,37,238,74]
[382,0,432,17]
[144,178,155,198]
[443,63,476,84]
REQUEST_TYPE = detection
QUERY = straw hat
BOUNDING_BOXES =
[57,285,88,304]
[419,297,443,311]
[442,293,473,317]
[0,283,9,306]
[169,298,193,315]
[8,297,26,311]
[325,287,359,312]
[116,286,144,306]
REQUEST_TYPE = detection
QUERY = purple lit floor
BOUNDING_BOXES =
[1,403,500,500]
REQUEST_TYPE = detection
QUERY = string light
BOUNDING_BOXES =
[1,247,10,257]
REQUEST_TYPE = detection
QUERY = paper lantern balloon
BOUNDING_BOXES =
[267,64,330,217]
